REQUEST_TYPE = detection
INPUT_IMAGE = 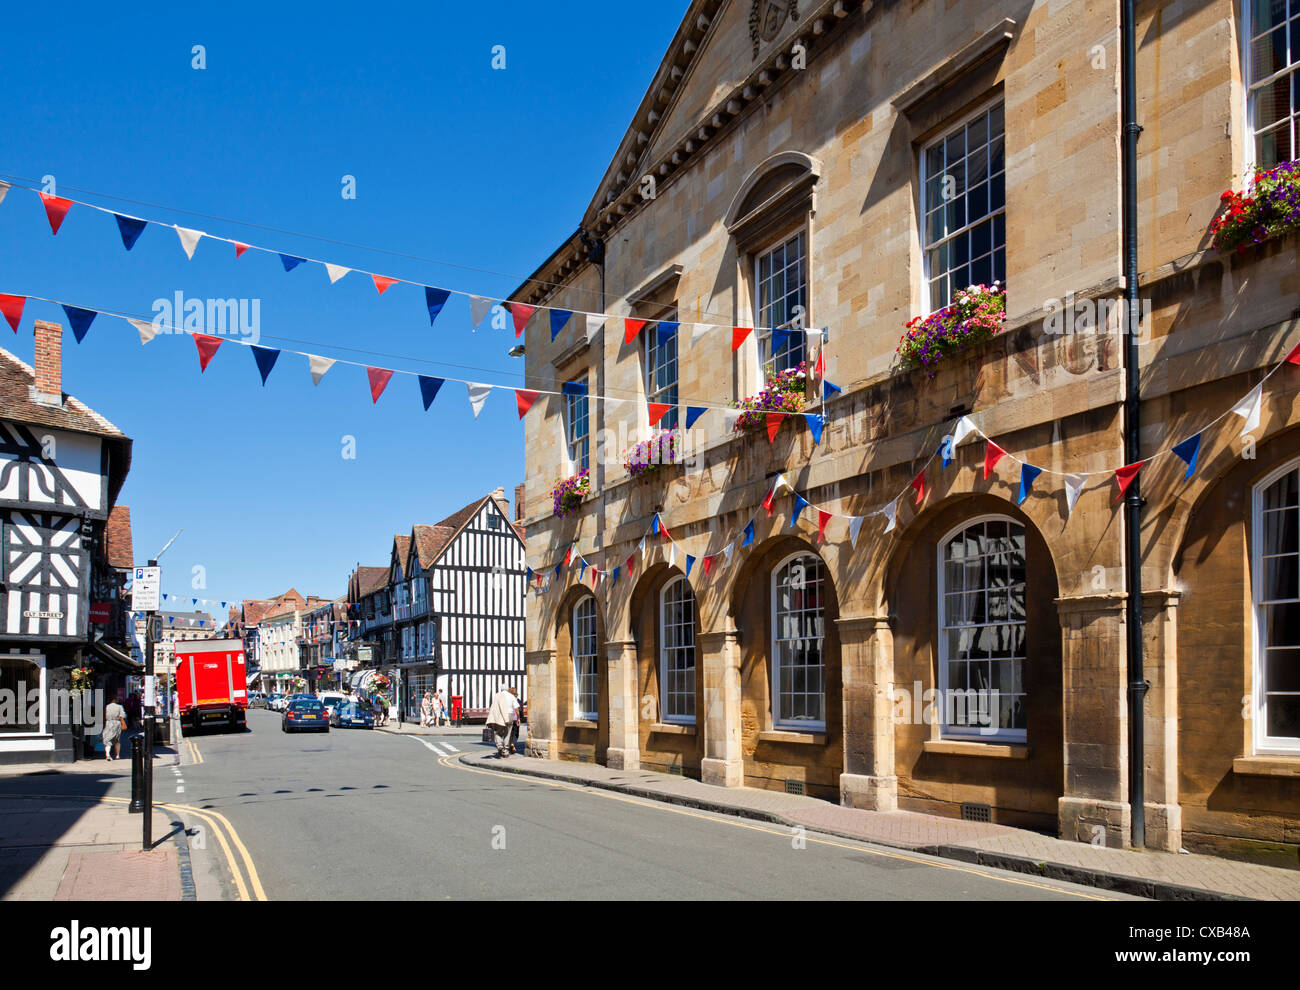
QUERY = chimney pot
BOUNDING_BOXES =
[33,320,62,405]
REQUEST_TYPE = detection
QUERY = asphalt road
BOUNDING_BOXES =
[147,709,1134,901]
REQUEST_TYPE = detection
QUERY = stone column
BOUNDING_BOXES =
[524,648,557,760]
[835,614,898,810]
[699,627,743,787]
[1055,593,1131,847]
[1141,588,1182,852]
[604,639,640,770]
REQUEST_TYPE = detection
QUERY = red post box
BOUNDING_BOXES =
[450,695,463,725]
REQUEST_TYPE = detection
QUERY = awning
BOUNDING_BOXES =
[350,669,381,693]
[89,640,144,675]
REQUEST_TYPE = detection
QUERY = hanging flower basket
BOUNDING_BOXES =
[732,362,809,433]
[896,282,1006,375]
[291,676,307,692]
[551,470,590,517]
[70,666,93,694]
[1211,160,1300,254]
[623,430,681,480]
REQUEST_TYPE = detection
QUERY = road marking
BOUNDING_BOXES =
[185,737,204,764]
[436,754,1116,901]
[415,738,448,757]
[439,742,459,752]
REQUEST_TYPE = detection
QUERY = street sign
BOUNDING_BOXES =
[133,566,161,612]
[150,617,163,642]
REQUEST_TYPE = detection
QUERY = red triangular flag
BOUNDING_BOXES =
[624,318,647,344]
[366,366,394,403]
[984,440,1007,480]
[515,389,540,418]
[510,303,535,338]
[234,242,250,258]
[40,193,73,235]
[193,333,223,372]
[763,485,777,516]
[1113,461,1146,503]
[563,546,572,565]
[660,522,672,541]
[627,554,635,576]
[766,413,783,442]
[703,555,715,576]
[372,274,398,295]
[590,567,600,586]
[815,345,825,379]
[911,469,927,504]
[1286,341,1300,365]
[817,510,832,543]
[0,294,25,333]
[648,402,671,427]
[732,326,753,351]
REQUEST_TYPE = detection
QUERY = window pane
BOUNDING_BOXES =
[1266,695,1300,738]
[1265,648,1300,692]
[1252,25,1289,84]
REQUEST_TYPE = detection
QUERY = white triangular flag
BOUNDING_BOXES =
[469,296,494,330]
[722,542,734,565]
[848,515,864,547]
[585,316,604,342]
[690,324,710,348]
[639,536,647,560]
[721,408,742,428]
[772,472,791,496]
[0,181,9,206]
[1064,474,1087,516]
[324,264,350,284]
[174,225,203,259]
[467,382,492,418]
[308,354,336,386]
[668,541,676,568]
[952,415,978,446]
[129,319,158,345]
[1233,382,1263,437]
[881,499,899,534]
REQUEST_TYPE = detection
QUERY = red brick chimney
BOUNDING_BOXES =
[514,482,526,521]
[33,320,62,405]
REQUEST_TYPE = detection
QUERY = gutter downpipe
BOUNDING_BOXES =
[1121,0,1148,849]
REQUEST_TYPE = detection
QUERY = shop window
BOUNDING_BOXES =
[755,231,808,373]
[771,554,826,729]
[938,516,1026,741]
[573,596,599,720]
[660,576,697,724]
[645,319,680,430]
[0,656,44,734]
[566,387,590,473]
[1246,0,1298,167]
[1253,460,1300,752]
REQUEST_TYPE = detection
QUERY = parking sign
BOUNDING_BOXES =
[133,566,161,612]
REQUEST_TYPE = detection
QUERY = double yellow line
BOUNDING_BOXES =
[438,752,1115,901]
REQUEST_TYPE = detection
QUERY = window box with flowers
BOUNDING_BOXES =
[1211,160,1300,254]
[896,282,1006,375]
[623,430,681,481]
[732,362,810,434]
[551,469,591,518]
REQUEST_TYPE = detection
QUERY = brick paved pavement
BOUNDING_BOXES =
[461,750,1300,901]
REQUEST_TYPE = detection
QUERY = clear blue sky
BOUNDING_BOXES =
[0,1,685,605]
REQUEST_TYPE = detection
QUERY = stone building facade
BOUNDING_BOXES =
[515,0,1300,859]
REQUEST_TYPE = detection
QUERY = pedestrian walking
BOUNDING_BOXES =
[420,691,433,727]
[124,690,141,730]
[508,693,522,751]
[102,695,127,760]
[486,685,519,758]
[432,689,447,727]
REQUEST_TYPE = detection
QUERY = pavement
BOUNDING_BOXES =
[375,721,483,737]
[460,748,1300,902]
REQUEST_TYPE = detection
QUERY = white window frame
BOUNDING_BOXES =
[936,514,1027,743]
[565,388,590,473]
[918,98,1007,314]
[659,576,697,725]
[573,596,599,721]
[645,318,680,431]
[1252,458,1300,754]
[0,654,47,738]
[1243,0,1299,172]
[754,230,809,374]
[770,552,827,731]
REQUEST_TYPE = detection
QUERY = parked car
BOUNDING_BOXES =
[267,693,286,712]
[282,698,329,733]
[248,691,266,709]
[331,701,375,729]
[319,693,348,718]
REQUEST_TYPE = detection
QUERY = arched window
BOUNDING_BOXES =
[573,596,599,720]
[1253,461,1300,753]
[771,553,826,730]
[938,516,1027,741]
[660,576,696,724]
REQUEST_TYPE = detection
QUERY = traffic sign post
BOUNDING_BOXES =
[141,560,158,851]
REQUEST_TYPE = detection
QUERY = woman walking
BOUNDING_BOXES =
[102,695,127,761]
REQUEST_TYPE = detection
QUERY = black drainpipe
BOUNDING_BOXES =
[1121,0,1147,849]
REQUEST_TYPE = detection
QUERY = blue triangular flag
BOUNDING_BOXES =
[771,327,793,356]
[652,514,661,535]
[823,380,842,401]
[579,560,588,579]
[114,214,147,251]
[61,306,96,344]
[425,287,451,327]
[562,380,587,396]
[554,563,562,579]
[1172,433,1201,479]
[941,439,954,469]
[804,413,823,445]
[418,375,445,411]
[1017,463,1043,504]
[685,554,696,577]
[792,495,809,526]
[685,406,707,429]
[550,309,573,341]
[611,566,620,584]
[742,521,755,547]
[658,321,680,341]
[252,346,280,385]
[525,567,533,583]
[280,254,305,272]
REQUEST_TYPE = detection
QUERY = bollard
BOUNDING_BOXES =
[129,735,144,813]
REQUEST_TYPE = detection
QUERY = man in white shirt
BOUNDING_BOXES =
[486,686,520,758]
